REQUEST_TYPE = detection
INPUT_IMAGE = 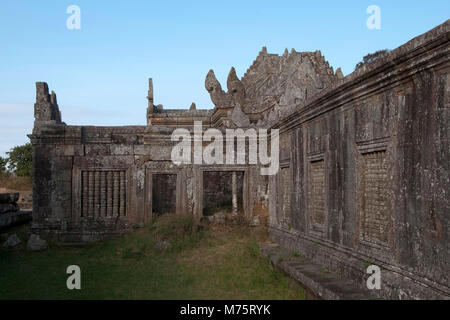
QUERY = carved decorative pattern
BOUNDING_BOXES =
[281,167,291,223]
[81,170,126,217]
[310,160,325,226]
[360,151,389,244]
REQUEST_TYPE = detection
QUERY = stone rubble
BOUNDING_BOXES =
[0,193,32,230]
[27,234,48,251]
[2,234,21,249]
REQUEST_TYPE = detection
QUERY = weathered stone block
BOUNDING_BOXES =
[0,193,19,204]
[2,234,21,248]
[27,234,48,251]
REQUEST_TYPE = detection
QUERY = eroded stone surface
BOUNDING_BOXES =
[28,21,450,299]
[27,234,48,251]
[0,193,32,230]
[3,234,21,248]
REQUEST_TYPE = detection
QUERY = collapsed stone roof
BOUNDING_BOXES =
[205,46,342,128]
[241,47,342,114]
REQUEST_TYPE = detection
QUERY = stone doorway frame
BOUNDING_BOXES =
[144,168,183,222]
[195,165,250,219]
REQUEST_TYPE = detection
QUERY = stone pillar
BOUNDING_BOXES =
[232,171,238,215]
[106,172,113,216]
[33,82,63,129]
[88,171,94,217]
[82,171,88,217]
[94,171,100,216]
[100,171,106,217]
[146,78,154,125]
[113,171,120,216]
[119,171,126,216]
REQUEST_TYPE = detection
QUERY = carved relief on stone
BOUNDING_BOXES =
[242,48,340,114]
[280,167,291,226]
[360,151,389,244]
[135,155,151,168]
[229,103,250,128]
[227,67,246,107]
[205,47,341,130]
[309,160,325,227]
[205,69,232,109]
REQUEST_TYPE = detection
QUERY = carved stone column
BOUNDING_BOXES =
[232,171,238,216]
[113,171,120,216]
[106,172,113,216]
[88,171,94,217]
[100,171,106,217]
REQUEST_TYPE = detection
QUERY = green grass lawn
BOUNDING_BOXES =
[0,215,306,300]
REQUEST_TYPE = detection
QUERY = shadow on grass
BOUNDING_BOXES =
[0,215,306,300]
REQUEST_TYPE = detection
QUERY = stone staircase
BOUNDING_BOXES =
[260,243,380,300]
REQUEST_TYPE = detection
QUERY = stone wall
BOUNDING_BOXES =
[269,21,450,299]
[28,20,449,299]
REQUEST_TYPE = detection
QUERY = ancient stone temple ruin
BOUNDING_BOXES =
[29,21,449,299]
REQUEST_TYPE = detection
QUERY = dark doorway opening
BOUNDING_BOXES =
[203,171,243,216]
[152,174,176,216]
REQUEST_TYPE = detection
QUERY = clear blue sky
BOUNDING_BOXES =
[0,0,448,156]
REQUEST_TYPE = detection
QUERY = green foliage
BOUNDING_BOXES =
[0,156,7,174]
[355,49,390,71]
[6,143,32,177]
